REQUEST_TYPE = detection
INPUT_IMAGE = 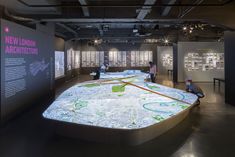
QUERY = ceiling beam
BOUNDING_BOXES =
[42,18,206,23]
[161,0,177,16]
[137,0,157,20]
[78,0,89,17]
[17,0,234,7]
[56,23,77,35]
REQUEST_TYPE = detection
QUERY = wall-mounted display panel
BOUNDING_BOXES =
[178,42,224,82]
[67,48,80,70]
[131,51,152,67]
[162,54,173,69]
[184,52,224,71]
[82,51,104,67]
[55,51,65,78]
[74,50,80,69]
[109,51,127,67]
[0,19,54,122]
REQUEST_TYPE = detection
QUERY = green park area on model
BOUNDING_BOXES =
[74,100,88,110]
[112,85,126,92]
[179,104,189,109]
[153,115,165,121]
[82,83,100,88]
[146,84,160,90]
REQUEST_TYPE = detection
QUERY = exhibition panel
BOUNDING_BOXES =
[55,51,65,79]
[0,19,54,123]
[178,42,224,82]
[157,46,173,75]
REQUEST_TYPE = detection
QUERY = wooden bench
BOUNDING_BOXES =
[213,78,225,87]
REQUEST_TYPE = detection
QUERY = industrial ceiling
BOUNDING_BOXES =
[0,0,234,42]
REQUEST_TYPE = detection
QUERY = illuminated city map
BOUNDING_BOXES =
[43,71,198,129]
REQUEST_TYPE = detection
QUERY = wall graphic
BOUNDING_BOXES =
[0,19,54,122]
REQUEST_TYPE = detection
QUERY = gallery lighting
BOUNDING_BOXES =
[164,39,169,43]
[183,26,187,31]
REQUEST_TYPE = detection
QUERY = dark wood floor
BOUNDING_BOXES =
[1,75,235,157]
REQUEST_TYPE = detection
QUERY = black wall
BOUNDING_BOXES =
[225,31,235,106]
[173,43,178,83]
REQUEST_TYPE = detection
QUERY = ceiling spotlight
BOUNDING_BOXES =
[94,39,98,44]
[164,39,169,43]
[189,30,193,33]
[190,27,194,30]
[183,26,187,31]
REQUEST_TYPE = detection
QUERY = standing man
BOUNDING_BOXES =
[149,61,157,83]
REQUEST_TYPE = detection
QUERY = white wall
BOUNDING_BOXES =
[178,42,224,82]
[157,46,173,75]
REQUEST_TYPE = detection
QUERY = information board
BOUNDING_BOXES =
[0,19,54,122]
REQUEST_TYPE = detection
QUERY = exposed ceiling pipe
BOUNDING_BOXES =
[17,0,234,8]
[161,0,177,16]
[179,0,204,18]
[137,0,157,20]
[78,0,89,17]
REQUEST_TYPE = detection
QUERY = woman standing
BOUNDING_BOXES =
[149,61,157,83]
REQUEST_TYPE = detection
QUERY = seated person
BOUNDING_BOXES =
[93,69,100,80]
[100,64,106,73]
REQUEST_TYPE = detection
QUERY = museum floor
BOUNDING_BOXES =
[1,75,235,157]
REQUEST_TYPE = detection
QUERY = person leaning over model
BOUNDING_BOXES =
[149,61,157,83]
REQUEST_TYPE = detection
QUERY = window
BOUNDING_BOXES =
[131,51,152,67]
[82,51,104,67]
[109,51,127,67]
